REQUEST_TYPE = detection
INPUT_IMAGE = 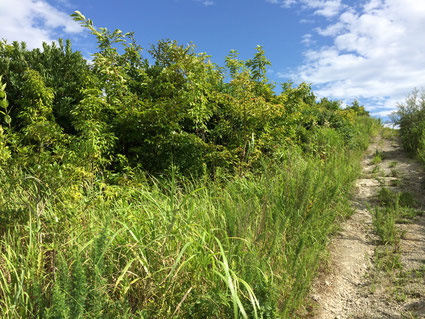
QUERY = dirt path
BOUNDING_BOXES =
[310,132,425,319]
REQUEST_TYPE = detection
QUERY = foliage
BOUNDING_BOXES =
[1,11,369,176]
[0,76,11,164]
[0,136,376,318]
[346,99,370,116]
[0,11,381,318]
[0,39,92,134]
[392,89,425,164]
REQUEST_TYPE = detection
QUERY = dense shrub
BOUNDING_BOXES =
[392,89,425,163]
[0,12,368,178]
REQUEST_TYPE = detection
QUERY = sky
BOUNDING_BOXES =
[1,0,425,121]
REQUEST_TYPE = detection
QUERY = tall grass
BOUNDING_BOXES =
[0,119,380,318]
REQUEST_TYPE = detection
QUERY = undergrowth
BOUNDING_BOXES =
[372,185,422,275]
[0,128,379,318]
[0,11,382,318]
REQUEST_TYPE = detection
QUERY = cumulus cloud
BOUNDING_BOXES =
[277,0,425,117]
[0,0,82,49]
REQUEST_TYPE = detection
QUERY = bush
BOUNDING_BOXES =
[392,89,425,163]
[1,13,372,177]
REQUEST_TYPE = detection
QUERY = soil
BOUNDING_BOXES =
[310,132,425,319]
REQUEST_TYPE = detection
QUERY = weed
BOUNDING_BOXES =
[381,127,398,140]
[377,187,416,209]
[402,312,419,319]
[394,287,407,302]
[372,165,381,174]
[390,168,399,177]
[389,161,398,168]
[0,143,369,318]
[372,150,383,164]
[377,187,397,207]
[397,207,423,223]
[374,247,402,272]
[416,266,425,278]
[373,206,400,245]
[390,179,401,187]
[399,192,416,208]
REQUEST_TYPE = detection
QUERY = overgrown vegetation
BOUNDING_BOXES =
[372,186,422,274]
[0,11,380,318]
[392,89,425,165]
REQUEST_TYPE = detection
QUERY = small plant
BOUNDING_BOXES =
[399,191,416,208]
[390,179,401,187]
[389,161,398,168]
[397,207,423,223]
[377,188,416,208]
[390,168,399,177]
[372,150,383,164]
[374,246,402,272]
[373,206,400,245]
[377,187,397,207]
[402,312,419,319]
[372,165,381,174]
[394,287,407,302]
[417,266,425,278]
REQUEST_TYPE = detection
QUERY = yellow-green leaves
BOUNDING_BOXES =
[0,76,11,129]
[0,76,10,163]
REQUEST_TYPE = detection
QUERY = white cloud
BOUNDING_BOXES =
[282,0,298,7]
[301,33,315,46]
[371,110,395,117]
[309,0,343,17]
[281,0,425,116]
[0,0,82,49]
[267,0,344,17]
[300,18,315,23]
[193,0,215,6]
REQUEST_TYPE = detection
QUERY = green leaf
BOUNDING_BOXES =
[4,114,11,125]
[73,11,85,20]
[0,99,8,109]
[0,91,5,99]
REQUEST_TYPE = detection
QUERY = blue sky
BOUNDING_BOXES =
[1,0,425,121]
[68,0,309,73]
